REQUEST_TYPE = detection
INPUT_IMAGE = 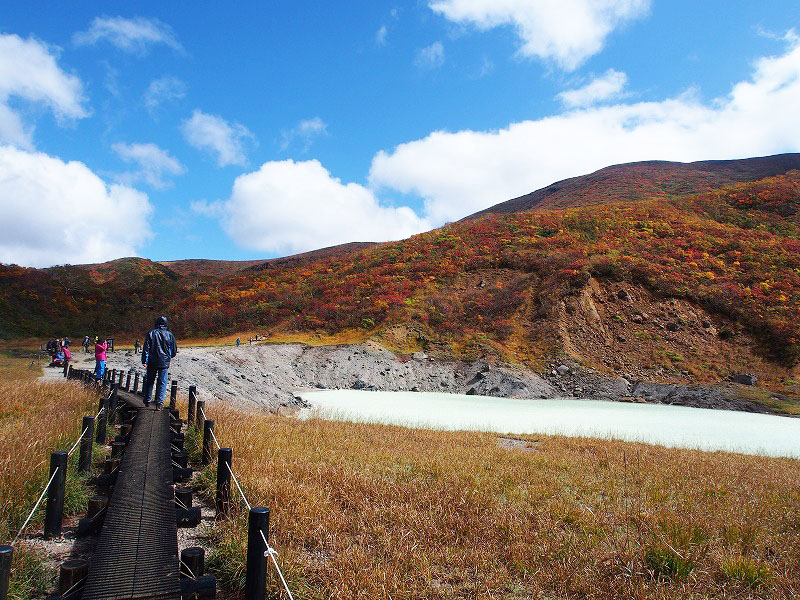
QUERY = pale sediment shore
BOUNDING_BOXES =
[40,341,782,415]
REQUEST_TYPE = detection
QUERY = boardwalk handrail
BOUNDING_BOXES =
[10,466,60,547]
[198,405,295,600]
[0,369,115,597]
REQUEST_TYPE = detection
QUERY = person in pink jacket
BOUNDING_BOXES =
[94,337,107,380]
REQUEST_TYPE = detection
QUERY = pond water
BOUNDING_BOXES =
[299,390,800,458]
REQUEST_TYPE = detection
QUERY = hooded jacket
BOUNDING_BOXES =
[142,316,177,368]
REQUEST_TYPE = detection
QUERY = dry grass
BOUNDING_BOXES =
[0,353,98,542]
[193,403,800,599]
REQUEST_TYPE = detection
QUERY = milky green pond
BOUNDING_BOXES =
[300,390,800,458]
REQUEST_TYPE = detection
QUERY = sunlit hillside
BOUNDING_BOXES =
[2,157,799,390]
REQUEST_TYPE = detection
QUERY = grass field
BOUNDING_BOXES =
[0,351,99,598]
[190,402,800,599]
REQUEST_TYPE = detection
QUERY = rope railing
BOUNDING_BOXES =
[10,466,60,546]
[67,426,89,457]
[4,379,110,566]
[260,530,294,600]
[197,405,294,599]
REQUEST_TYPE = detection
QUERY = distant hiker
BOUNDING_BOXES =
[236,337,241,347]
[83,335,90,353]
[141,316,177,411]
[248,337,252,345]
[134,339,141,354]
[94,337,107,380]
[62,342,71,373]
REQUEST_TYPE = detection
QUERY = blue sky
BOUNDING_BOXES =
[1,1,799,267]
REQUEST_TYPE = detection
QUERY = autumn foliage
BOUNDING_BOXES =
[2,169,799,363]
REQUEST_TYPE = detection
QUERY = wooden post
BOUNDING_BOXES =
[110,441,125,459]
[87,495,109,518]
[195,400,206,428]
[175,487,193,509]
[0,545,12,600]
[44,451,67,538]
[59,559,89,594]
[188,385,197,425]
[78,416,94,472]
[133,371,140,394]
[215,448,232,518]
[170,380,178,410]
[96,396,108,443]
[125,370,132,391]
[108,383,119,426]
[245,507,270,600]
[180,547,205,579]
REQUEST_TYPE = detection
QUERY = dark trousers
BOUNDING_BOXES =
[142,365,169,406]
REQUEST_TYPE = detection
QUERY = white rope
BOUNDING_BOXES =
[200,401,294,598]
[11,466,59,545]
[260,530,295,600]
[67,426,89,457]
[224,460,251,511]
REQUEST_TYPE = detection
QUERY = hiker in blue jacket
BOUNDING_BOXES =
[141,315,177,410]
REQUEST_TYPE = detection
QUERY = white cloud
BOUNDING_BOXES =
[0,34,88,148]
[112,142,185,189]
[181,110,254,167]
[429,0,651,70]
[0,145,152,267]
[280,117,328,151]
[369,33,800,224]
[190,199,224,218]
[376,25,388,46]
[475,56,495,78]
[558,69,628,107]
[144,76,187,111]
[415,41,445,69]
[73,16,182,54]
[221,159,430,255]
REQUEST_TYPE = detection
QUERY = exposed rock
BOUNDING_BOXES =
[93,342,785,416]
[617,289,629,300]
[666,322,680,332]
[730,374,758,386]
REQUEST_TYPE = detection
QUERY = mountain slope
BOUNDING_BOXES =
[2,156,800,396]
[465,153,800,218]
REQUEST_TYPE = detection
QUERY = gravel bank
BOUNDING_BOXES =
[46,342,785,415]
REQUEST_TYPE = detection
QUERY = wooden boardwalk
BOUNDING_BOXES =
[82,389,182,599]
